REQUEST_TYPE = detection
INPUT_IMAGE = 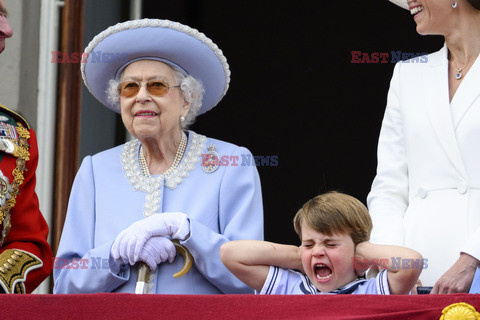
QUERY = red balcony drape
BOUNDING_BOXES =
[4,293,480,319]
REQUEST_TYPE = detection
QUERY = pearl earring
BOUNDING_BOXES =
[180,116,185,122]
[452,1,458,8]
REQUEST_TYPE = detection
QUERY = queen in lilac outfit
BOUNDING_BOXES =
[53,19,264,294]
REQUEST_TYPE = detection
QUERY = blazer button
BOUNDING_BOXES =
[417,188,428,199]
[457,183,468,194]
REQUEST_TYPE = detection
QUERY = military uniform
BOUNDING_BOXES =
[0,103,52,293]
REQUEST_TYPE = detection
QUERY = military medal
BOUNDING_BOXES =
[201,143,219,173]
[0,122,18,140]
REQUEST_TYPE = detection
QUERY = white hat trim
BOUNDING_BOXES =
[389,0,409,10]
[81,18,231,111]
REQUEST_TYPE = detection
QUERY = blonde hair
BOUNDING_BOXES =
[293,191,372,245]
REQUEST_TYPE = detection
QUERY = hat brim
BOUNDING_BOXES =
[389,0,409,10]
[81,19,230,115]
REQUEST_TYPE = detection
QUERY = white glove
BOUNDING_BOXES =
[138,236,176,270]
[111,212,190,265]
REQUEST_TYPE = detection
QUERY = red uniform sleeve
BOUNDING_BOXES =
[0,128,53,293]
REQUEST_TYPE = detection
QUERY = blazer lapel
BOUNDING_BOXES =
[450,52,480,128]
[423,44,468,178]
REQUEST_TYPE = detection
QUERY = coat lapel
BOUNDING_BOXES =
[450,52,480,128]
[423,44,468,178]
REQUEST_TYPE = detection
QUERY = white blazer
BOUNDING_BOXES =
[367,44,480,286]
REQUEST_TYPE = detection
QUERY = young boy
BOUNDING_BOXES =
[220,191,422,294]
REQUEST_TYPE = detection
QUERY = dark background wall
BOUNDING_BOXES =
[81,0,444,246]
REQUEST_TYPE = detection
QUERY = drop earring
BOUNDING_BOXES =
[452,1,458,8]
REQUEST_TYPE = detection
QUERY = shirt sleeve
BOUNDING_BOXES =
[376,269,390,294]
[259,266,283,294]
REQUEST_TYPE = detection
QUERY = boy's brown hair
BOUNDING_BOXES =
[293,191,372,245]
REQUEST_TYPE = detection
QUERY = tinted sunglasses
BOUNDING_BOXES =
[117,79,181,97]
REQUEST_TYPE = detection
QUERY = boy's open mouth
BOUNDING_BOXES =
[314,264,332,280]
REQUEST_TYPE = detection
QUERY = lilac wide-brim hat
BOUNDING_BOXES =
[389,0,409,9]
[81,19,230,115]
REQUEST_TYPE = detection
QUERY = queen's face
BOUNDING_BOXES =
[408,0,455,36]
[119,60,189,141]
[0,0,13,54]
[300,222,357,293]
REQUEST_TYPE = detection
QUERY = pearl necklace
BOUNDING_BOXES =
[139,131,188,177]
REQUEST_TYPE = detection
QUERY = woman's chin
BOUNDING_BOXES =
[132,125,162,139]
[415,25,430,36]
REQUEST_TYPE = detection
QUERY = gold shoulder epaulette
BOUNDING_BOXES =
[0,104,30,130]
[0,249,43,294]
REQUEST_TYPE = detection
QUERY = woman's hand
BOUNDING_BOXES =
[431,253,479,294]
[111,212,190,265]
[138,237,176,270]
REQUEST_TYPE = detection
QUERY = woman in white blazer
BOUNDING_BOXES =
[368,0,480,293]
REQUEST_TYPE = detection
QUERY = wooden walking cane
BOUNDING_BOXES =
[135,240,193,294]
